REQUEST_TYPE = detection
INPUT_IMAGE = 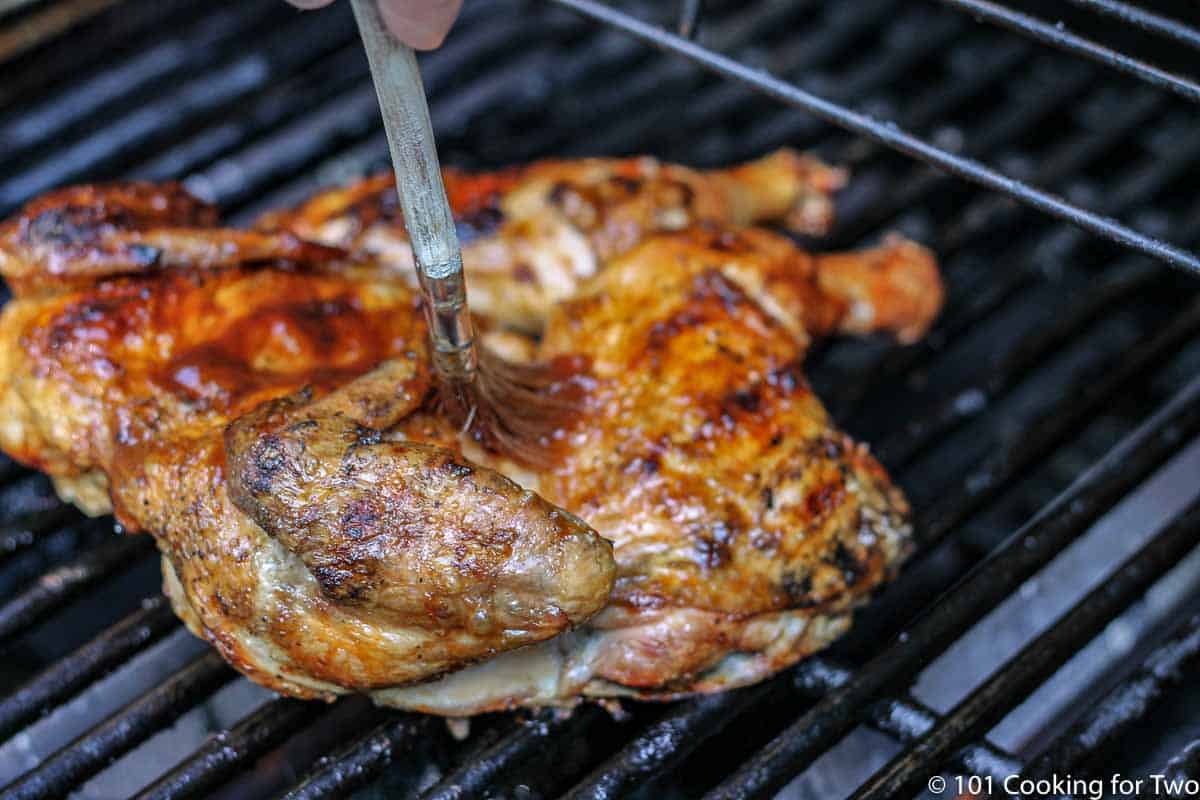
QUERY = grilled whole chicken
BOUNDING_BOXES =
[0,151,943,713]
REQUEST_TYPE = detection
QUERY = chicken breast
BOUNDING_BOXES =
[0,151,942,712]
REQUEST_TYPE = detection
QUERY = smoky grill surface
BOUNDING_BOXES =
[0,1,1199,798]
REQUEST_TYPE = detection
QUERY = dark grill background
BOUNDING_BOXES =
[0,0,1199,798]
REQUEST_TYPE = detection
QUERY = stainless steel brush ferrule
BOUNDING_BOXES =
[350,0,478,384]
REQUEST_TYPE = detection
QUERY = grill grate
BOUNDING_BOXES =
[551,0,1200,276]
[0,0,1198,798]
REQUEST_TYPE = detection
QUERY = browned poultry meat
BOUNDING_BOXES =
[258,149,850,332]
[0,150,943,713]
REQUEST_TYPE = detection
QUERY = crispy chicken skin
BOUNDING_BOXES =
[0,151,943,713]
[0,182,343,298]
[258,149,848,331]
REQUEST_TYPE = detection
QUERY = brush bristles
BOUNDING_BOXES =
[438,350,590,468]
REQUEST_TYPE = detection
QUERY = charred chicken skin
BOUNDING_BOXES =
[0,151,942,713]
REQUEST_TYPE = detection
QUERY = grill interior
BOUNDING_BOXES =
[1,1,1199,798]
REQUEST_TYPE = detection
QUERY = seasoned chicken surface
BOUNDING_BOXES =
[0,151,943,713]
[259,149,849,332]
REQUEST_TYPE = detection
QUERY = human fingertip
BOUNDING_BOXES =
[379,0,463,50]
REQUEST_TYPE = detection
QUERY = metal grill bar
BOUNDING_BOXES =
[933,0,1200,103]
[0,651,233,800]
[133,697,324,800]
[0,2,282,157]
[849,499,1200,800]
[834,111,1200,427]
[715,33,1060,164]
[1062,0,1200,52]
[1021,614,1200,785]
[823,57,1098,247]
[917,293,1200,546]
[548,0,1200,276]
[0,0,205,109]
[706,373,1200,799]
[0,508,82,563]
[824,81,1163,414]
[792,659,1022,783]
[562,687,781,800]
[560,658,1025,800]
[436,0,837,164]
[566,0,945,158]
[0,533,153,641]
[280,714,434,800]
[875,262,1158,468]
[418,708,610,800]
[0,597,177,742]
[1154,740,1200,793]
[0,4,359,211]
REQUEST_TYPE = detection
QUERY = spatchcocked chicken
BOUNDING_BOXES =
[0,151,941,714]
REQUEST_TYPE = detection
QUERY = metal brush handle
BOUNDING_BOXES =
[350,0,477,383]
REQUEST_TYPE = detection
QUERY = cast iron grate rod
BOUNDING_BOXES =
[0,5,360,212]
[0,531,154,642]
[915,292,1200,548]
[704,371,1200,799]
[0,596,178,743]
[1145,739,1200,799]
[820,55,1095,247]
[873,171,1200,471]
[279,714,438,800]
[0,0,211,109]
[547,0,1200,277]
[823,88,1165,415]
[0,650,235,800]
[558,659,1022,800]
[932,0,1200,104]
[848,498,1200,800]
[132,697,327,800]
[563,0,922,158]
[1021,613,1200,790]
[0,507,84,563]
[0,0,286,166]
[874,262,1158,469]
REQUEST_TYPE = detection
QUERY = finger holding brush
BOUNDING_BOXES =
[286,0,463,50]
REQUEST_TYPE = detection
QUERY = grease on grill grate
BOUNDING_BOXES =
[0,0,1198,798]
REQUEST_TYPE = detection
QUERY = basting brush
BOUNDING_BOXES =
[349,0,580,465]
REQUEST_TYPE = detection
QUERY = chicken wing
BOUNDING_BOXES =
[0,152,942,712]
